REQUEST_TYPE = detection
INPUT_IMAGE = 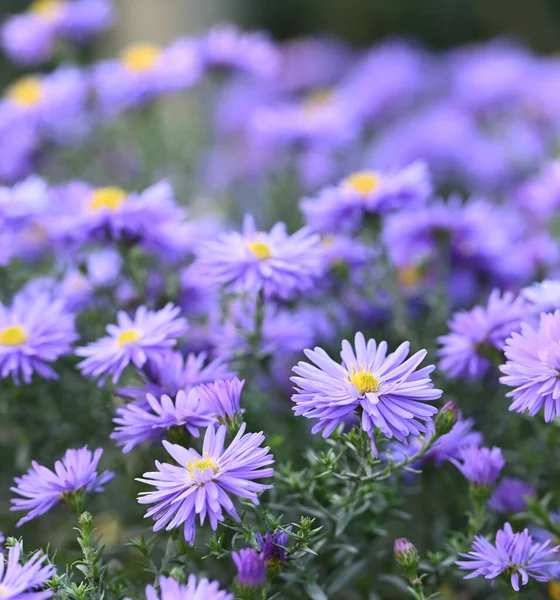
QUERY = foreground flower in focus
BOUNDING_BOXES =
[137,424,274,544]
[144,575,232,600]
[438,289,528,380]
[457,523,560,591]
[292,332,441,455]
[451,445,504,486]
[0,292,77,384]
[500,310,560,421]
[111,389,214,453]
[0,544,56,600]
[194,214,324,300]
[11,447,114,526]
[76,303,188,385]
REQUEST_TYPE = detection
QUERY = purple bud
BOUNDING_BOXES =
[394,538,419,573]
[233,548,267,588]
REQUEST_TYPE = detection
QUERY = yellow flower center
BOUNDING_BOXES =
[29,0,63,20]
[0,325,28,347]
[7,77,43,108]
[349,365,380,396]
[343,171,380,196]
[398,266,422,288]
[549,581,560,600]
[187,453,218,478]
[121,43,162,73]
[117,329,140,346]
[246,241,272,261]
[88,187,127,213]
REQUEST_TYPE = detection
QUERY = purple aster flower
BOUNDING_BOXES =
[11,446,114,526]
[200,25,280,78]
[500,310,560,422]
[197,377,244,424]
[292,332,441,456]
[456,522,560,591]
[0,176,50,230]
[144,575,232,600]
[194,214,324,300]
[111,389,214,454]
[521,280,560,315]
[76,303,188,386]
[93,39,202,114]
[137,423,274,544]
[0,544,56,600]
[301,161,432,233]
[232,549,267,588]
[256,528,291,565]
[489,477,535,513]
[117,351,234,402]
[451,446,504,486]
[0,292,77,384]
[438,290,528,381]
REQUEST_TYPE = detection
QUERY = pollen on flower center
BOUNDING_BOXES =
[246,241,272,260]
[187,453,218,479]
[30,0,63,20]
[0,325,28,347]
[344,171,380,196]
[349,366,380,396]
[88,187,127,213]
[7,77,43,108]
[302,88,333,117]
[117,329,141,346]
[121,43,162,73]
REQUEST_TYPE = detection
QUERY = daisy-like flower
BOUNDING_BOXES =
[76,304,188,386]
[111,389,214,453]
[500,310,560,421]
[521,280,560,315]
[451,446,504,486]
[143,575,232,600]
[457,523,560,591]
[194,214,324,300]
[0,292,77,384]
[301,161,432,233]
[0,543,56,600]
[137,424,274,544]
[233,549,267,588]
[256,528,291,566]
[11,446,114,526]
[197,377,245,424]
[438,290,528,381]
[292,332,441,456]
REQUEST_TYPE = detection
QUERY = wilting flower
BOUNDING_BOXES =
[138,424,274,544]
[301,161,432,233]
[197,377,245,423]
[0,292,77,384]
[438,290,528,380]
[292,332,441,456]
[521,280,560,315]
[11,447,114,526]
[144,575,232,600]
[457,523,560,591]
[111,389,214,453]
[232,549,267,588]
[256,528,291,566]
[0,543,56,600]
[194,214,324,300]
[489,477,535,513]
[451,446,504,486]
[500,310,560,422]
[76,304,188,385]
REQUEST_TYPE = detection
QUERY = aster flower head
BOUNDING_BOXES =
[521,280,560,315]
[500,310,560,422]
[233,549,267,589]
[451,445,504,486]
[11,446,114,526]
[0,544,56,600]
[0,176,50,230]
[0,292,77,384]
[292,332,441,456]
[144,575,232,600]
[256,528,291,566]
[111,389,215,454]
[489,477,535,513]
[76,303,188,386]
[137,423,274,544]
[194,215,324,300]
[301,161,432,234]
[197,377,245,424]
[438,289,529,381]
[457,522,560,591]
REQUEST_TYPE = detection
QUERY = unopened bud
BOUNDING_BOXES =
[435,401,460,436]
[394,538,419,576]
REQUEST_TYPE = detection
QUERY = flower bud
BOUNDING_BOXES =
[394,538,419,576]
[233,548,267,590]
[435,401,460,436]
